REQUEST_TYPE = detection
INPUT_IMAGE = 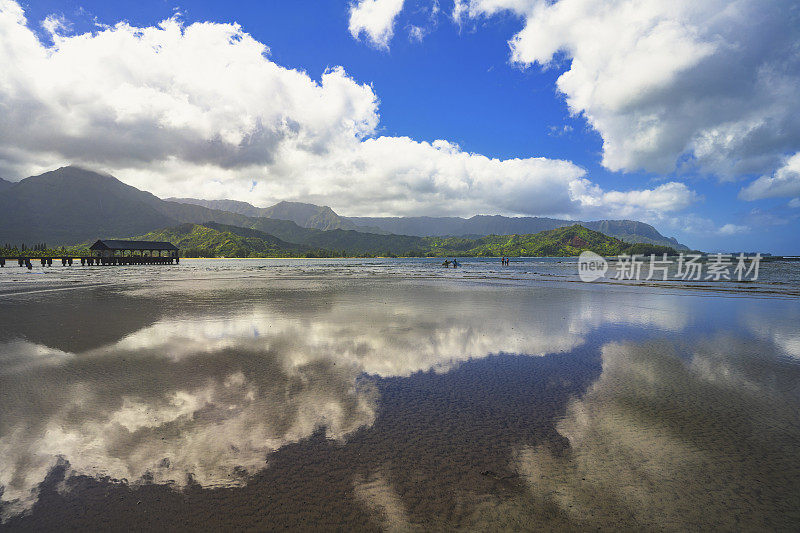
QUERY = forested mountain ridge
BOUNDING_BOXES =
[167,198,365,231]
[0,167,687,252]
[137,223,314,257]
[136,222,676,258]
[424,225,677,257]
[347,214,687,249]
[170,196,687,249]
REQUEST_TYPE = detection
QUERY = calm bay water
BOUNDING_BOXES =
[1,259,799,530]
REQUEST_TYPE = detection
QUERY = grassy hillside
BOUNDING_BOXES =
[583,220,688,250]
[424,225,676,257]
[347,214,688,250]
[136,223,676,258]
[206,222,422,256]
[137,223,316,258]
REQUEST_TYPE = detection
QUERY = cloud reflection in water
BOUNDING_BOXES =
[0,283,690,519]
[515,336,800,530]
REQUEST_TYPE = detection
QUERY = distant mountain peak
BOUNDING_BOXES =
[260,200,358,231]
[48,165,113,177]
[0,166,177,245]
[271,200,336,213]
[274,200,322,208]
[166,197,264,218]
[167,196,359,231]
[25,166,127,189]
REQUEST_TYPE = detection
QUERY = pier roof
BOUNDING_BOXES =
[90,240,178,251]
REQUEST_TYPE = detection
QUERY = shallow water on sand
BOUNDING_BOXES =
[0,261,799,530]
[2,256,799,297]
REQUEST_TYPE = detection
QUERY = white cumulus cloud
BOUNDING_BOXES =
[457,0,800,179]
[739,152,800,201]
[717,223,749,236]
[0,1,379,174]
[348,0,405,49]
[0,0,697,220]
[569,180,698,221]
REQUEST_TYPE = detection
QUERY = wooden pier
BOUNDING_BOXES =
[0,239,179,268]
[0,255,179,268]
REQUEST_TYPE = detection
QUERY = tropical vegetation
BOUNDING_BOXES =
[133,223,677,258]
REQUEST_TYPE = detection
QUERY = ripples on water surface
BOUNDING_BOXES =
[0,259,798,530]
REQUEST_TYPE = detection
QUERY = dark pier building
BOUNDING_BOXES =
[88,240,179,265]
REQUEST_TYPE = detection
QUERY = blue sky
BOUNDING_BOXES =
[4,0,800,253]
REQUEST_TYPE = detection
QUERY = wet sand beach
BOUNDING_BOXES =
[1,259,799,530]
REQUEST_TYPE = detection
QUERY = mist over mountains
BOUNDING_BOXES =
[0,167,687,251]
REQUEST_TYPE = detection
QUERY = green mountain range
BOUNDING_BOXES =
[150,222,426,256]
[424,225,676,257]
[134,222,676,258]
[137,223,314,257]
[347,215,687,249]
[168,195,687,249]
[0,167,411,248]
[166,198,368,231]
[259,201,362,231]
[0,167,688,253]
